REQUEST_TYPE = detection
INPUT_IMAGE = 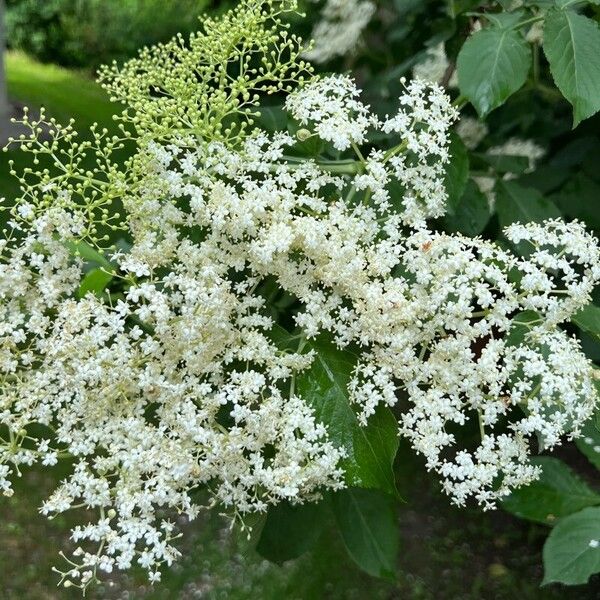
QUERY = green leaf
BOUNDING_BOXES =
[573,303,600,341]
[505,310,542,347]
[77,268,114,299]
[475,152,531,175]
[502,457,600,525]
[543,9,600,127]
[295,337,400,497]
[444,131,470,212]
[443,178,490,236]
[554,0,600,8]
[256,500,328,564]
[333,488,399,579]
[543,506,600,585]
[457,26,531,117]
[576,410,600,470]
[495,180,561,229]
[256,105,288,133]
[551,173,600,229]
[519,165,571,195]
[483,10,526,29]
[63,240,114,270]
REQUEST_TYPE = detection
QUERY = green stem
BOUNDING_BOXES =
[280,156,364,175]
[453,95,468,110]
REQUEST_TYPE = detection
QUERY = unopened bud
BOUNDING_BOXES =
[296,128,312,142]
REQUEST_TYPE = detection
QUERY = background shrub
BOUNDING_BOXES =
[5,0,210,71]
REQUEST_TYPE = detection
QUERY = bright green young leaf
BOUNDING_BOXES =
[333,488,399,579]
[576,409,600,470]
[543,506,600,585]
[502,457,600,525]
[573,303,600,341]
[543,9,600,127]
[256,500,328,564]
[495,180,561,228]
[78,268,114,299]
[295,337,400,497]
[444,132,470,213]
[443,178,490,236]
[457,26,531,117]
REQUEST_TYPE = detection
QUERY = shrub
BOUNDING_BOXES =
[5,0,210,71]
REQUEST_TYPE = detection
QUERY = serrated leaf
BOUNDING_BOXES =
[443,178,490,236]
[333,488,399,579]
[483,9,526,29]
[457,26,531,117]
[555,0,600,8]
[444,131,470,213]
[256,500,328,564]
[295,337,400,497]
[543,9,600,127]
[543,506,600,585]
[502,457,600,525]
[519,165,571,195]
[256,105,288,133]
[495,180,561,229]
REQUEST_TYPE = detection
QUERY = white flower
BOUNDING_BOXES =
[285,74,375,151]
[2,67,598,588]
[303,0,375,64]
[456,117,488,150]
[412,43,458,87]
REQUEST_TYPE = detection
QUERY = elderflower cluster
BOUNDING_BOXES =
[303,0,375,63]
[1,206,345,586]
[455,116,488,150]
[412,43,458,88]
[285,75,459,222]
[488,137,546,173]
[1,0,599,589]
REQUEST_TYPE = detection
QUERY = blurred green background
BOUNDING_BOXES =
[0,1,598,598]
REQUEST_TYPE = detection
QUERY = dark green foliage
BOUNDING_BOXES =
[6,0,210,70]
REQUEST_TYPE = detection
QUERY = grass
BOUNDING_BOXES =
[0,52,597,599]
[5,51,116,129]
[1,51,119,204]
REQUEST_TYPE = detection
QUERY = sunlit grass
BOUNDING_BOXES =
[1,51,119,205]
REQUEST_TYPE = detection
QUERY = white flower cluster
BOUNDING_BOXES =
[488,137,546,173]
[412,43,458,88]
[140,76,598,510]
[2,71,599,588]
[455,116,488,150]
[0,205,345,585]
[303,0,375,63]
[286,76,459,222]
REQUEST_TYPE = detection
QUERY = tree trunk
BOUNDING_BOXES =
[0,0,9,121]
